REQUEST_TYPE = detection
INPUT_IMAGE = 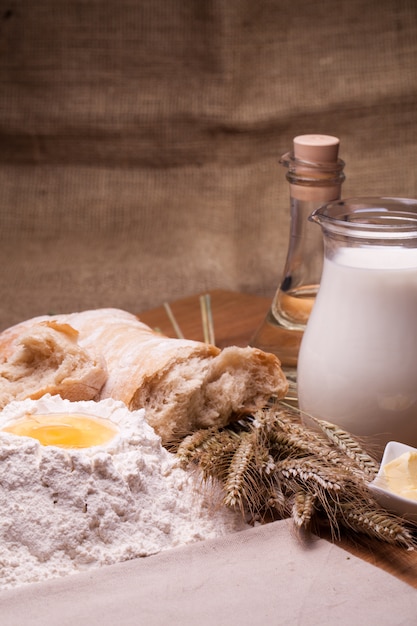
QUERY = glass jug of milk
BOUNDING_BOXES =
[297,197,417,454]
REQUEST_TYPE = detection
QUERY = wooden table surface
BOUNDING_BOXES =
[139,289,417,589]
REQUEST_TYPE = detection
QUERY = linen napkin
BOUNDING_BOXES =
[1,519,415,625]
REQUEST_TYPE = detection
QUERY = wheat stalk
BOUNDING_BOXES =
[313,419,380,479]
[223,433,256,511]
[276,457,345,492]
[292,490,316,528]
[174,401,417,550]
[163,302,184,339]
[339,501,415,548]
[200,293,215,345]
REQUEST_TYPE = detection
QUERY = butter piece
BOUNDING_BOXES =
[383,451,417,501]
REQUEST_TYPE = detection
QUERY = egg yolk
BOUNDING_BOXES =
[2,413,119,448]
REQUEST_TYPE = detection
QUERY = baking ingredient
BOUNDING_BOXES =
[2,413,119,448]
[0,395,247,590]
[275,285,317,326]
[298,246,417,447]
[383,451,417,500]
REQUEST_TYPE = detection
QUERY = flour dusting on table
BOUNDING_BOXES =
[0,396,246,590]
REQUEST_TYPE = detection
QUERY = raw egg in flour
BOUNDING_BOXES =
[0,394,143,454]
[2,413,119,448]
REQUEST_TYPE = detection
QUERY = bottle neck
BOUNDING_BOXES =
[280,150,345,202]
[289,182,342,202]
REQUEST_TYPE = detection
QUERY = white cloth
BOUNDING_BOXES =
[1,520,416,625]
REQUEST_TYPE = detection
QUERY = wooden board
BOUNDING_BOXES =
[139,289,271,348]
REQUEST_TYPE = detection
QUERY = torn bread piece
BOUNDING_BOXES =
[0,321,107,408]
[55,308,288,443]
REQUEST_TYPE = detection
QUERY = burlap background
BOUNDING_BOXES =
[0,0,416,330]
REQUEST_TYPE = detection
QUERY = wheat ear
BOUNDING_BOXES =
[314,419,380,479]
[223,433,257,511]
[292,490,316,529]
[339,501,416,549]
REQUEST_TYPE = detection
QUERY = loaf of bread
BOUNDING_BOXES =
[0,308,288,443]
[0,320,107,409]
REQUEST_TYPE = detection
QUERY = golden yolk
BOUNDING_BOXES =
[2,413,119,448]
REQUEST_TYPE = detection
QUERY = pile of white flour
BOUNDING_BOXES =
[0,395,246,590]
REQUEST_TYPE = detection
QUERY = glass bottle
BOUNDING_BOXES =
[251,135,345,397]
[297,197,417,452]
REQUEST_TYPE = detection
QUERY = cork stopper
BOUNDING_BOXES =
[288,134,343,202]
[293,134,340,164]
